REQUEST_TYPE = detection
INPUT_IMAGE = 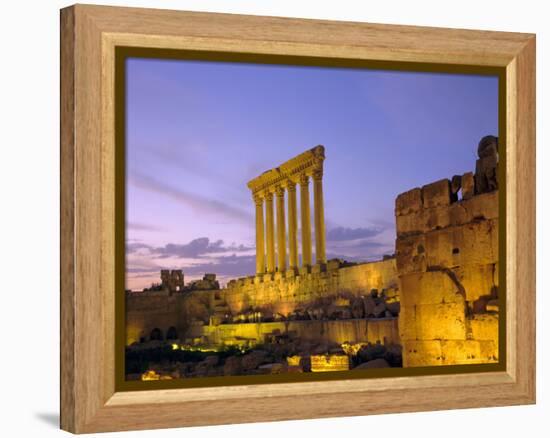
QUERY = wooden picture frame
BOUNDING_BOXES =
[60,4,536,433]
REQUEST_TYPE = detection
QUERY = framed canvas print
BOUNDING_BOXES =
[60,4,536,434]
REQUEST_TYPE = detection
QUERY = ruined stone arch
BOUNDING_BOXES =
[166,326,178,340]
[149,327,163,341]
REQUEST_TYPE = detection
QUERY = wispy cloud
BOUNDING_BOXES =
[153,238,253,259]
[324,222,394,262]
[127,222,164,232]
[326,226,383,242]
[181,254,255,278]
[128,171,253,224]
[127,237,253,259]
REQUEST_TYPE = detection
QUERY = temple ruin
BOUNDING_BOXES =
[126,136,500,378]
[247,145,327,274]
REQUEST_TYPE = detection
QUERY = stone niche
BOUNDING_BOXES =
[396,168,499,367]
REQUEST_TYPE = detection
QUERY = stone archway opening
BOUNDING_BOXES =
[149,327,163,341]
[166,326,178,340]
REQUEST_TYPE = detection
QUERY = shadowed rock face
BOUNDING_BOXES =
[475,135,499,194]
[478,135,498,158]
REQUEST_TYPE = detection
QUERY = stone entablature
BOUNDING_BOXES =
[247,145,326,195]
[247,145,326,274]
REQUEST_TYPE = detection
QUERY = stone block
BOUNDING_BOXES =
[204,273,216,282]
[461,172,475,200]
[287,355,302,366]
[396,188,422,216]
[466,190,499,221]
[423,205,452,232]
[448,191,498,228]
[470,314,499,341]
[402,340,443,367]
[460,219,498,266]
[440,340,497,364]
[425,227,463,268]
[398,305,417,341]
[448,202,469,226]
[396,234,426,274]
[486,299,499,313]
[421,220,497,269]
[415,302,467,340]
[285,269,296,279]
[478,135,498,158]
[440,340,482,364]
[310,354,350,372]
[311,264,323,274]
[400,271,463,306]
[396,212,424,236]
[454,263,496,302]
[475,154,498,194]
[422,179,451,209]
[478,340,499,362]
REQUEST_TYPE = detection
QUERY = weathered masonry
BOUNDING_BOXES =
[126,136,500,369]
[396,135,500,366]
[247,145,326,274]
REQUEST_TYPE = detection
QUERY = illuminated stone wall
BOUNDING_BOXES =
[222,258,398,317]
[310,355,350,372]
[126,290,180,345]
[201,318,399,347]
[126,259,398,346]
[396,177,499,366]
[126,289,214,345]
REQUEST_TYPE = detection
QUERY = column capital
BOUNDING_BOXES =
[287,180,297,192]
[312,167,323,181]
[265,191,273,201]
[253,192,263,206]
[299,173,309,185]
[275,185,285,198]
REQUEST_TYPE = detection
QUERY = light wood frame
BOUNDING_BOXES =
[60,4,536,434]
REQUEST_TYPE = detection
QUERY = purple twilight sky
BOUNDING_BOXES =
[125,57,498,290]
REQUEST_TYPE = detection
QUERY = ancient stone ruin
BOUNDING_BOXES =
[126,138,500,378]
[247,145,327,274]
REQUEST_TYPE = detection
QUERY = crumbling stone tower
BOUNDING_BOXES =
[396,136,499,366]
[160,269,184,294]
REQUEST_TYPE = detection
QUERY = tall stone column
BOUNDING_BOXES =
[276,186,287,272]
[253,194,265,275]
[300,174,312,267]
[287,181,298,271]
[265,192,275,273]
[313,168,326,264]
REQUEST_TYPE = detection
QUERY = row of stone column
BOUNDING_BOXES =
[253,171,326,275]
